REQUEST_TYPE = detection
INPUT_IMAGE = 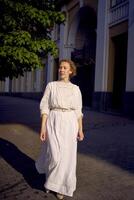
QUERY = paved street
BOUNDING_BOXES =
[0,96,134,200]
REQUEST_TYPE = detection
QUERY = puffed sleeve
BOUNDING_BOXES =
[40,83,51,116]
[75,86,83,119]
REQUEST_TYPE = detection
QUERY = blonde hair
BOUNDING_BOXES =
[59,59,77,78]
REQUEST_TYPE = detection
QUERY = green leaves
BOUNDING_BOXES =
[0,0,65,32]
[0,0,65,80]
[3,31,31,46]
[0,46,42,67]
[0,30,58,56]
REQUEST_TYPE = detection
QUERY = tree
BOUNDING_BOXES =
[0,0,65,80]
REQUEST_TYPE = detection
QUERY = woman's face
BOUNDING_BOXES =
[58,61,72,80]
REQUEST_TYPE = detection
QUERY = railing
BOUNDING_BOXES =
[110,0,127,8]
[109,0,129,26]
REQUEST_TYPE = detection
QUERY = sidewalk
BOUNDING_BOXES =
[0,96,134,200]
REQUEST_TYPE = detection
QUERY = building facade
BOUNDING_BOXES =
[0,0,134,117]
[47,0,134,117]
[0,66,46,99]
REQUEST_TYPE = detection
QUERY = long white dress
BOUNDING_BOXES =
[35,81,83,197]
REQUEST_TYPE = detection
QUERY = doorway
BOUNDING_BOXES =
[71,6,97,107]
[112,32,128,111]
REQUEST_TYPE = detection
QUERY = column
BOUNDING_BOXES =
[36,69,42,92]
[59,5,68,59]
[46,55,54,83]
[124,0,134,117]
[5,78,10,92]
[126,0,134,91]
[27,72,32,92]
[93,0,109,110]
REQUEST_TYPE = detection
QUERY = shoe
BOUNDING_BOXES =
[56,193,64,199]
[45,189,50,193]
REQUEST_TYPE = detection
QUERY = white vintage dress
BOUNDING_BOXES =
[35,81,83,197]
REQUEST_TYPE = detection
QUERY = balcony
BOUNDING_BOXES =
[109,0,129,27]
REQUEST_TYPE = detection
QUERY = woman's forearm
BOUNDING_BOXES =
[77,116,84,141]
[41,113,48,132]
[78,116,83,132]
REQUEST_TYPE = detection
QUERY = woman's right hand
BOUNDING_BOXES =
[40,131,47,142]
[40,113,48,142]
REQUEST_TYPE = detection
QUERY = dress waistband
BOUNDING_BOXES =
[50,107,74,112]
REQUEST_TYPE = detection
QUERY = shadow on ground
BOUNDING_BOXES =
[78,126,134,173]
[0,96,40,132]
[0,138,46,191]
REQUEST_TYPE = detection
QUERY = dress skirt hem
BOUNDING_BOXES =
[44,181,75,197]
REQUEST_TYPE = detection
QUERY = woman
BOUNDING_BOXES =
[35,59,84,199]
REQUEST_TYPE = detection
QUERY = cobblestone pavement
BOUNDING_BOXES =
[0,96,134,200]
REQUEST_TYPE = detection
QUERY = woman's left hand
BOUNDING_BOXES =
[77,131,84,141]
